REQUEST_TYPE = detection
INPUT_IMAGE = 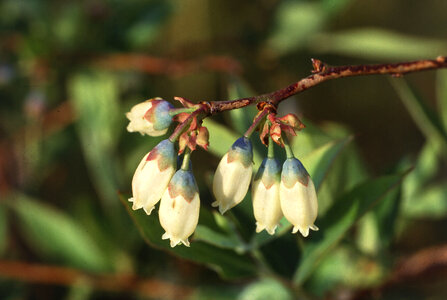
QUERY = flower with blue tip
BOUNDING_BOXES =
[126,98,174,136]
[159,154,200,247]
[212,136,253,214]
[280,157,318,237]
[129,139,176,215]
[252,157,282,235]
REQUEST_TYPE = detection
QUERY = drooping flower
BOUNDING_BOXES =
[252,157,282,235]
[279,158,318,237]
[129,139,176,215]
[212,137,253,214]
[126,98,174,136]
[159,169,200,247]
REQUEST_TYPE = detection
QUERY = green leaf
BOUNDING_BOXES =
[120,195,256,279]
[402,184,447,218]
[238,278,293,300]
[227,77,258,136]
[306,246,384,296]
[69,71,121,209]
[194,225,247,254]
[204,119,262,165]
[250,137,352,249]
[437,69,447,131]
[10,194,109,272]
[293,173,407,285]
[356,187,400,254]
[311,28,447,60]
[390,78,447,152]
[267,0,352,54]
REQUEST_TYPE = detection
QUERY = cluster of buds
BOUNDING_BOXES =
[126,98,319,247]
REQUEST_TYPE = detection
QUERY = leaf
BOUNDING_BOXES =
[120,194,256,279]
[402,184,447,219]
[250,136,352,249]
[10,194,109,272]
[390,78,447,152]
[126,2,172,49]
[437,69,447,131]
[293,172,407,285]
[311,28,447,60]
[266,0,352,54]
[69,71,121,209]
[227,77,258,136]
[204,119,262,165]
[194,225,247,254]
[238,278,293,300]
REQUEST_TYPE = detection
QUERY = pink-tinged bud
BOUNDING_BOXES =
[126,98,174,136]
[128,139,176,215]
[159,169,200,247]
[252,158,282,235]
[212,137,253,214]
[280,158,318,237]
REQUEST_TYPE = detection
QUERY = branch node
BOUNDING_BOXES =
[311,58,327,73]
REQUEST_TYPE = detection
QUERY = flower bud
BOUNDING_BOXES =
[252,158,282,235]
[159,169,200,247]
[126,98,174,136]
[129,139,176,215]
[212,137,253,214]
[280,158,318,237]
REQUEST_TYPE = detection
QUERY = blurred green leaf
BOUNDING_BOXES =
[293,172,407,285]
[204,119,262,165]
[10,194,109,272]
[238,278,292,300]
[227,77,258,136]
[306,246,384,296]
[251,136,352,249]
[437,69,447,131]
[194,224,247,254]
[267,1,325,54]
[402,140,441,200]
[69,71,121,209]
[267,0,352,54]
[126,2,171,49]
[311,28,447,60]
[390,78,447,151]
[356,187,400,254]
[402,184,447,218]
[120,195,256,279]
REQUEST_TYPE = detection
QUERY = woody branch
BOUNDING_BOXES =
[199,56,447,115]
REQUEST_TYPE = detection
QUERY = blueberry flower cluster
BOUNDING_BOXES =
[126,98,319,247]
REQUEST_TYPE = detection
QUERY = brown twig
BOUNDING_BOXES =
[0,260,194,299]
[205,56,447,114]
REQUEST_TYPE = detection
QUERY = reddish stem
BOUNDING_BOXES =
[205,56,447,114]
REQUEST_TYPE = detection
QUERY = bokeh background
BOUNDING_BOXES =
[1,0,447,299]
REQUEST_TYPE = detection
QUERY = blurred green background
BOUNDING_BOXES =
[1,0,447,299]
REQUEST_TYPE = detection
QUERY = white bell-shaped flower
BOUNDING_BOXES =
[280,158,318,237]
[126,98,174,136]
[159,169,200,247]
[129,139,176,215]
[252,157,282,235]
[212,137,253,214]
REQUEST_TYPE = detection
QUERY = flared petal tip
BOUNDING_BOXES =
[128,197,134,203]
[131,200,143,211]
[211,201,230,214]
[256,222,277,235]
[292,224,319,237]
[143,205,155,215]
[162,232,190,247]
